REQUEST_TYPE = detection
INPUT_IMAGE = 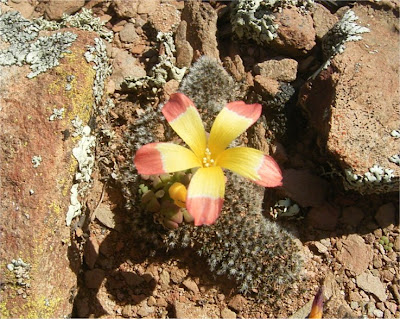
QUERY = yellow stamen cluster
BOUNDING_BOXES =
[202,147,215,168]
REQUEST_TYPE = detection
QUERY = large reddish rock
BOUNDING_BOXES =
[0,29,102,317]
[181,1,219,61]
[298,3,399,193]
[271,7,316,56]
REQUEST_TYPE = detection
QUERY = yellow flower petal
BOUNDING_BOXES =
[134,143,201,175]
[162,93,207,159]
[208,101,261,155]
[216,147,283,187]
[186,167,225,226]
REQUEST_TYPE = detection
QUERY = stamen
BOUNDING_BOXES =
[202,147,215,168]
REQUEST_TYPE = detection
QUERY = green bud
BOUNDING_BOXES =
[381,236,389,245]
[141,190,156,204]
[155,189,165,198]
[146,197,161,212]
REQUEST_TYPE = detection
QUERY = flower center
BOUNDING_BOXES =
[202,147,215,168]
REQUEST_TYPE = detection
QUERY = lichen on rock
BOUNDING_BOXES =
[0,11,77,78]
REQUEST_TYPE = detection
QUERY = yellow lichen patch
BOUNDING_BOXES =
[47,46,96,125]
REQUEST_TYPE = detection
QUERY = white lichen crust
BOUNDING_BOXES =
[310,9,370,79]
[230,0,314,45]
[344,164,397,194]
[0,11,77,78]
[84,37,112,105]
[123,32,186,93]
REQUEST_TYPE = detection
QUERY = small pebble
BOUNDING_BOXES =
[7,264,14,271]
[373,309,384,318]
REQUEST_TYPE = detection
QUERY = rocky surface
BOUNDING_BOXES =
[0,1,399,319]
[0,28,98,317]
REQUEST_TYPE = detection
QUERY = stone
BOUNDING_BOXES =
[174,301,208,319]
[137,0,160,15]
[0,28,103,317]
[181,1,219,61]
[119,23,139,43]
[137,303,155,317]
[373,309,384,318]
[147,296,156,306]
[112,0,139,18]
[44,0,85,20]
[254,75,280,98]
[282,169,329,207]
[393,236,400,252]
[307,203,339,231]
[375,203,397,227]
[95,203,116,229]
[342,206,365,226]
[156,297,168,307]
[149,3,181,33]
[110,48,146,90]
[228,294,247,312]
[271,7,316,56]
[254,58,298,82]
[221,307,236,319]
[122,304,134,318]
[384,301,397,314]
[299,3,399,194]
[311,3,338,40]
[338,234,373,275]
[356,272,387,301]
[122,272,145,287]
[85,269,105,289]
[84,235,99,269]
[170,268,187,285]
[7,0,35,18]
[159,269,170,289]
[175,21,193,68]
[182,278,199,294]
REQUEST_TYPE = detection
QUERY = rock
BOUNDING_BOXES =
[159,269,170,289]
[75,297,90,317]
[253,75,280,98]
[375,203,397,227]
[170,268,187,284]
[299,3,399,194]
[182,278,199,294]
[7,0,35,18]
[384,301,397,314]
[393,236,400,252]
[110,48,146,90]
[174,300,208,319]
[156,297,168,307]
[85,269,105,289]
[137,303,155,317]
[95,203,116,229]
[181,1,219,61]
[223,54,246,82]
[356,272,387,301]
[122,304,134,318]
[228,294,247,312]
[149,3,181,33]
[122,272,145,287]
[342,206,365,226]
[44,0,85,20]
[119,23,139,43]
[84,235,99,269]
[221,307,237,319]
[137,0,160,15]
[282,169,328,207]
[338,234,373,275]
[0,25,103,316]
[112,0,139,18]
[254,58,298,82]
[147,296,156,306]
[307,203,340,231]
[175,21,194,68]
[312,241,328,254]
[271,7,316,56]
[311,3,338,40]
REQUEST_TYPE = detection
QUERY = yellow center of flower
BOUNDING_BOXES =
[202,147,216,168]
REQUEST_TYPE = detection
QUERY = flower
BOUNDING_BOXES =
[134,93,282,226]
